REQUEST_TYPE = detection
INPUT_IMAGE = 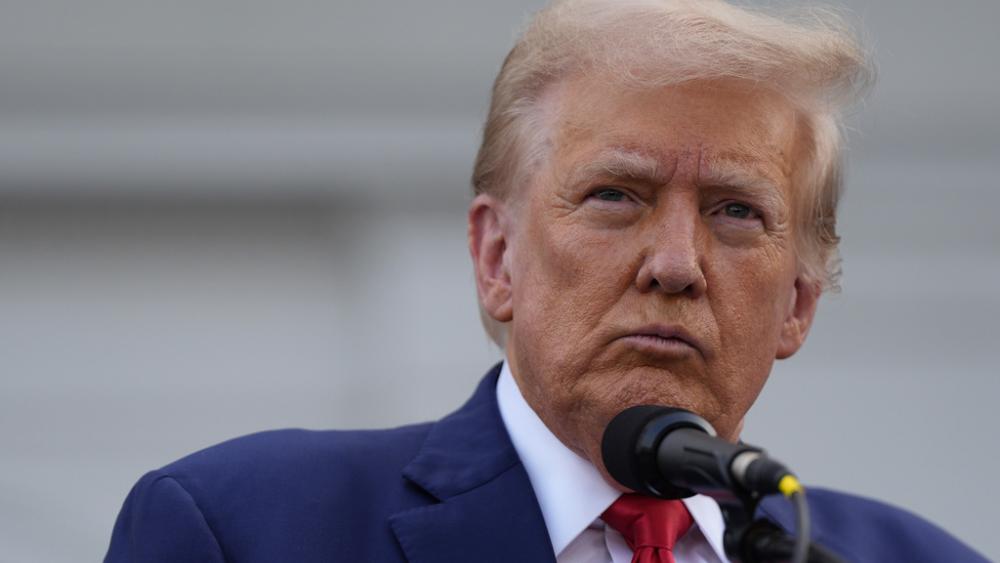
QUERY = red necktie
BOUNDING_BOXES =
[601,494,694,563]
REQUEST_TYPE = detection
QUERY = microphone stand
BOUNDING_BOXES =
[714,493,844,563]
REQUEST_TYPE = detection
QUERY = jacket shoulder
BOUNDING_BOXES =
[107,424,435,563]
[760,487,988,562]
[159,424,438,524]
[162,424,433,485]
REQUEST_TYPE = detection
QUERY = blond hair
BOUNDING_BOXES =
[472,0,874,345]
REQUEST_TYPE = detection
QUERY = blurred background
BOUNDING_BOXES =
[0,0,997,561]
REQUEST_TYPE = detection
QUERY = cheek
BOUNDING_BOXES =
[712,238,794,320]
[706,245,796,388]
[513,219,637,327]
[506,216,642,419]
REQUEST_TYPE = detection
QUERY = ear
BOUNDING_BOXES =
[468,193,513,323]
[775,277,821,360]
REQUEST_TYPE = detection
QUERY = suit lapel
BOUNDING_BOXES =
[389,364,556,563]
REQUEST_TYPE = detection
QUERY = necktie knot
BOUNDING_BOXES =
[602,494,693,563]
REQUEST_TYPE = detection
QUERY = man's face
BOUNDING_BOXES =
[470,75,819,483]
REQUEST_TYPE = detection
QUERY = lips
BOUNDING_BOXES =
[616,324,705,358]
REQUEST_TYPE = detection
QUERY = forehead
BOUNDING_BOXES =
[544,75,802,190]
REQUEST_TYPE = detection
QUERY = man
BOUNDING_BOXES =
[106,0,987,561]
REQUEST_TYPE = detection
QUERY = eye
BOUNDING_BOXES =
[591,188,628,202]
[721,202,757,220]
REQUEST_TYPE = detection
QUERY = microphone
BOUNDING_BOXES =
[601,405,800,500]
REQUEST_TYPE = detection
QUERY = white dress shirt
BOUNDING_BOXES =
[495,361,730,563]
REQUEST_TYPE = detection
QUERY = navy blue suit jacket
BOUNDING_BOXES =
[106,364,986,562]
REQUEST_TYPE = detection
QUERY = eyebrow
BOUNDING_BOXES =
[697,159,788,212]
[569,148,675,186]
[567,148,789,213]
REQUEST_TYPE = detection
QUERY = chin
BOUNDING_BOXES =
[593,365,718,416]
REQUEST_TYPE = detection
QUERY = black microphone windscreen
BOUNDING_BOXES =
[601,405,670,493]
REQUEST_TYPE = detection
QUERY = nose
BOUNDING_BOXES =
[635,198,707,298]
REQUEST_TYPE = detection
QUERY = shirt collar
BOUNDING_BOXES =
[495,360,730,561]
[496,360,620,554]
[681,494,729,560]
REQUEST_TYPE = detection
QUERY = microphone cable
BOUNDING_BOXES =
[778,475,810,563]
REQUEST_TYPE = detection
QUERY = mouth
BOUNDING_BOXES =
[616,324,704,359]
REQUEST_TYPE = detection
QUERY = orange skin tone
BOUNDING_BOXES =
[469,76,819,489]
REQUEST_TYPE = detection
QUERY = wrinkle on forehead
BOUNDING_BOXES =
[567,146,678,187]
[547,75,801,208]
